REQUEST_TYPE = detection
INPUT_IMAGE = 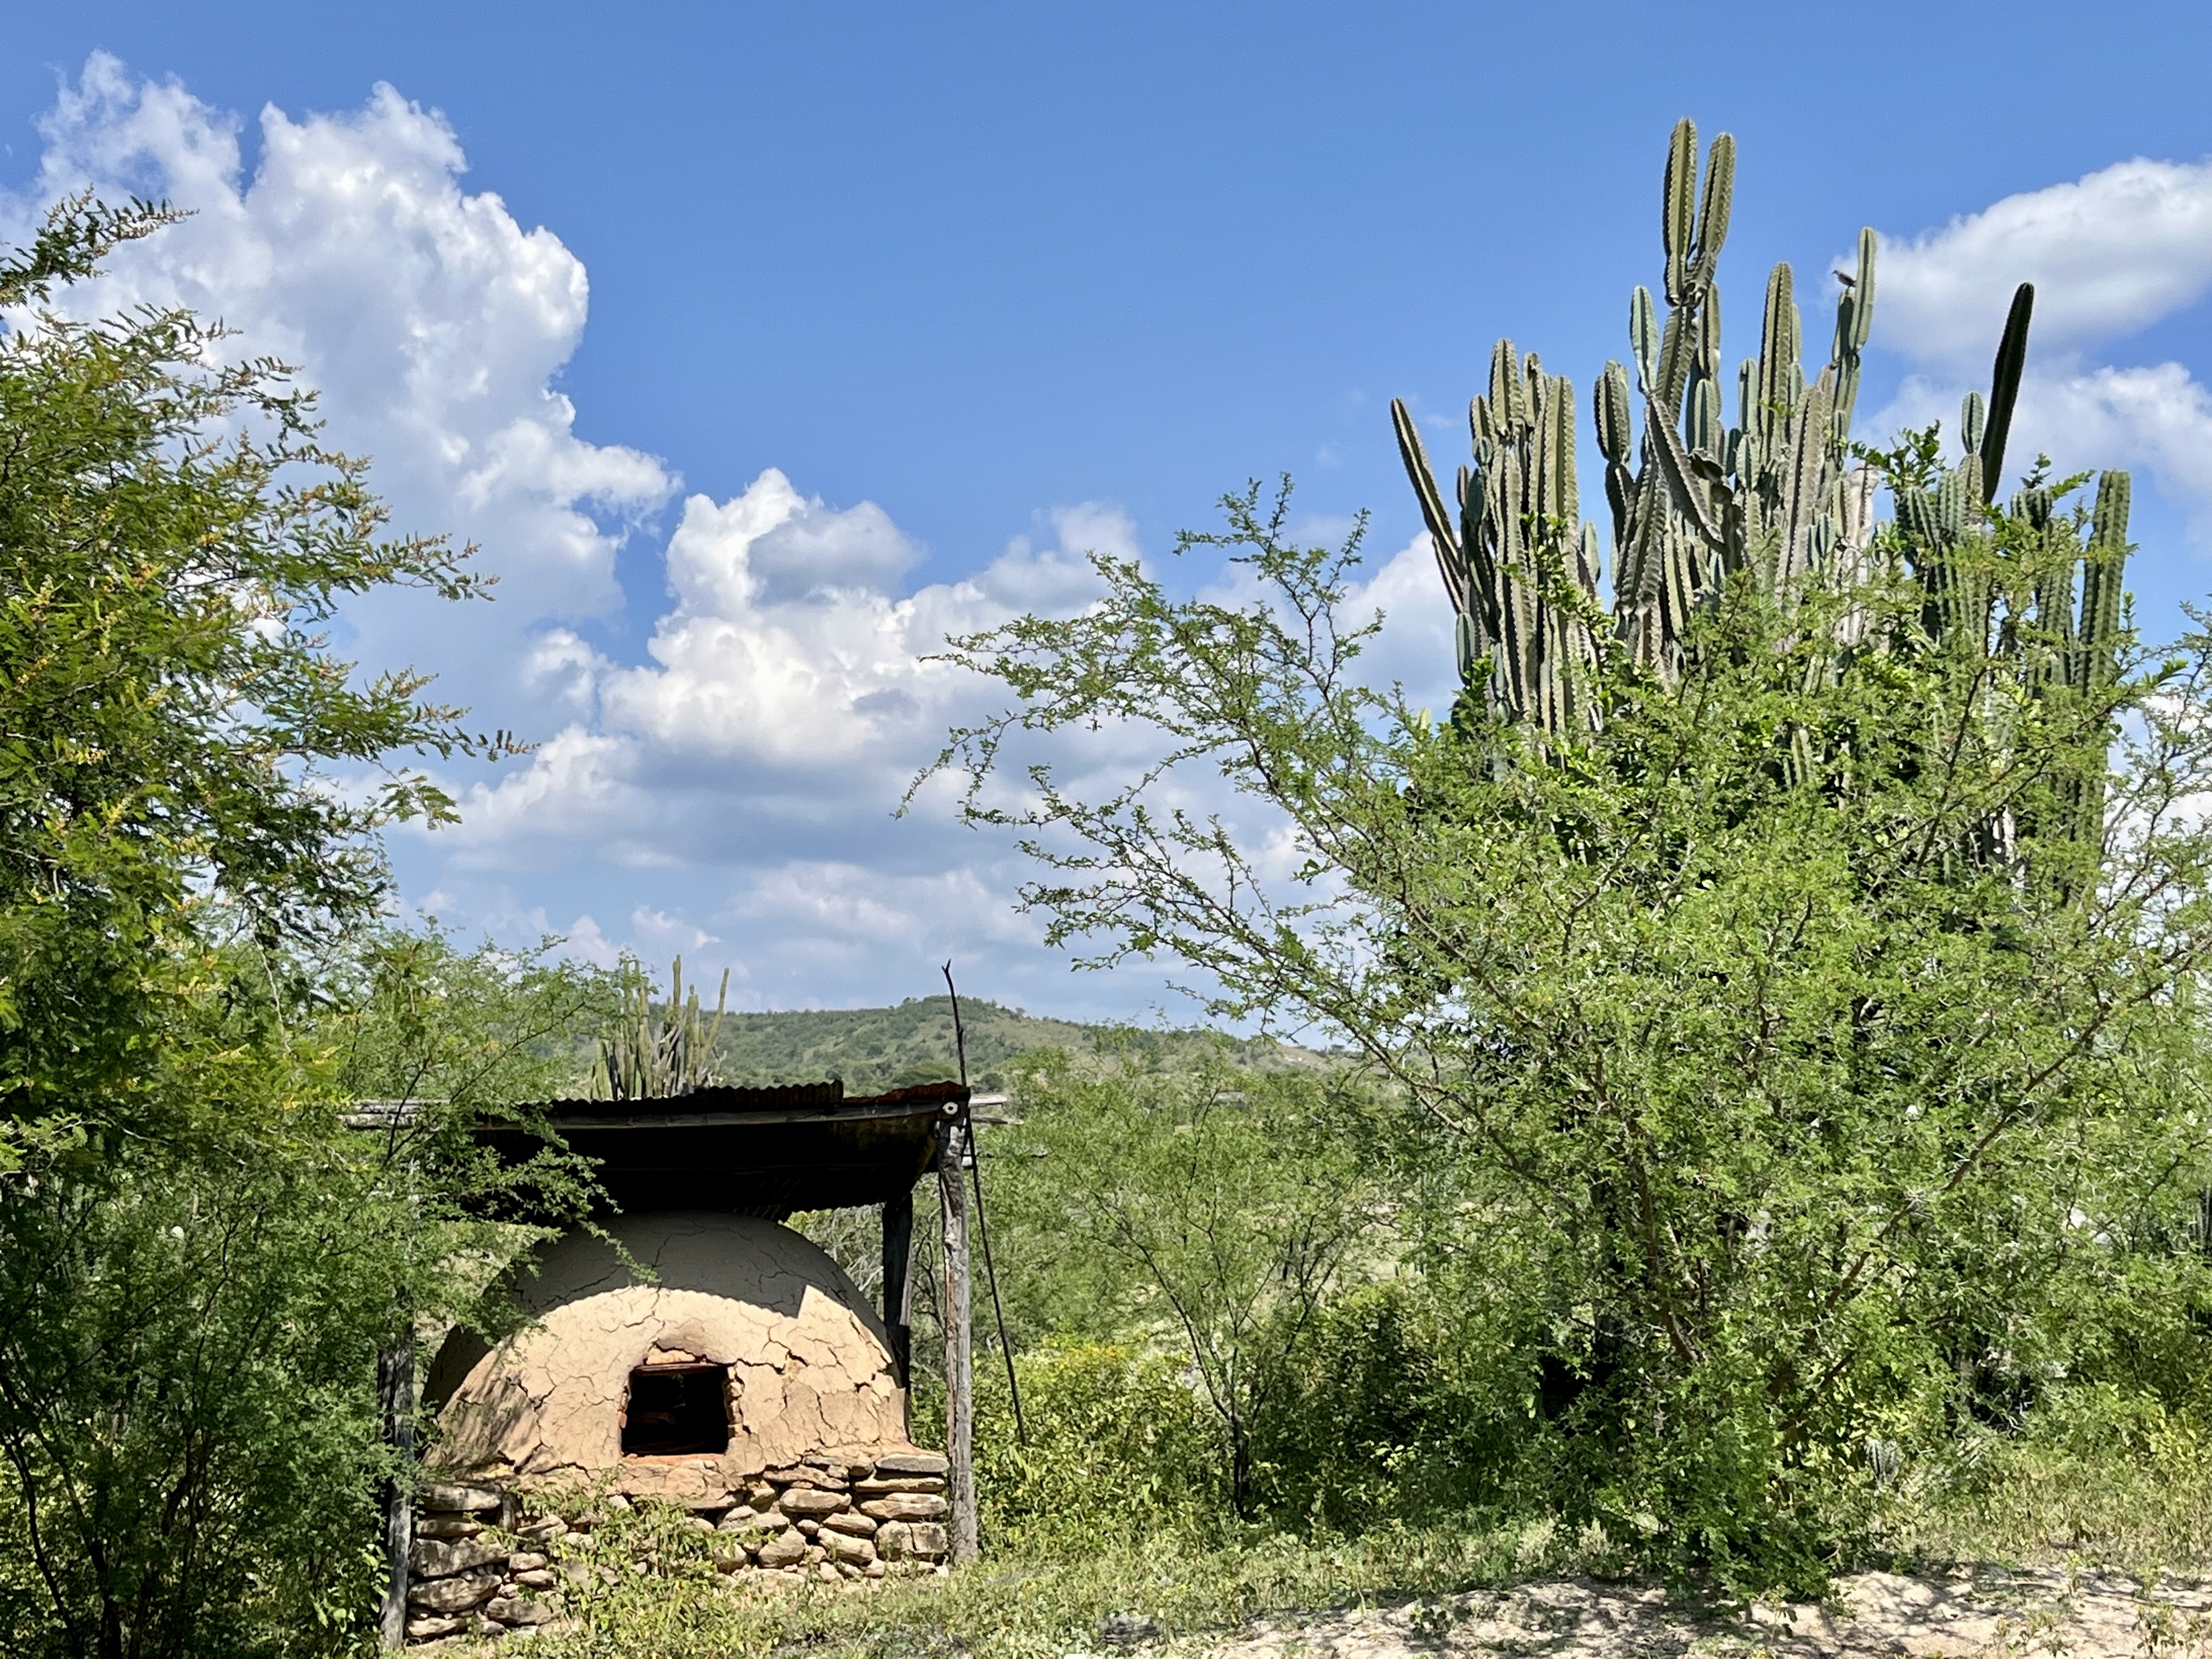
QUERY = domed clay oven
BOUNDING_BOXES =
[430,1212,913,1504]
[394,1081,968,1645]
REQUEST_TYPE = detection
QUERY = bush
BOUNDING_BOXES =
[1248,1281,1503,1531]
[974,1339,1226,1551]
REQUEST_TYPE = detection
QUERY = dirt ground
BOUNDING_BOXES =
[1197,1568,2212,1659]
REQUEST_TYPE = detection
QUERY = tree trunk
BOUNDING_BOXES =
[1229,1412,1252,1519]
[376,1339,417,1651]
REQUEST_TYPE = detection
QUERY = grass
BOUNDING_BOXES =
[448,1403,2212,1659]
[493,1509,1632,1659]
[1874,1398,2212,1586]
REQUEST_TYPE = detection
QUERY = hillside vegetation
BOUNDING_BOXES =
[705,994,1330,1093]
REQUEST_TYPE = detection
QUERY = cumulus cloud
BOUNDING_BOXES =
[436,470,1108,875]
[0,57,1491,1015]
[3,53,673,729]
[1880,157,2212,370]
[1866,153,2212,557]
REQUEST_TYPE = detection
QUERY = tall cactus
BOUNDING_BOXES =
[1889,283,2133,854]
[1393,119,1881,733]
[1393,113,2137,868]
[1392,344,1602,734]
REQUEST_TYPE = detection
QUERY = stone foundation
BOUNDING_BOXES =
[403,1449,952,1645]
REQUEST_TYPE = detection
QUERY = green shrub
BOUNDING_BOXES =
[974,1338,1226,1550]
[1249,1280,1502,1530]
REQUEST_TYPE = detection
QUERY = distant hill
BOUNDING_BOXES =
[704,995,1329,1096]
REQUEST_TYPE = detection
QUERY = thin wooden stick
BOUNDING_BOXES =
[941,963,1028,1445]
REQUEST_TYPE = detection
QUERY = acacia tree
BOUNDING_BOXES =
[921,473,2212,1583]
[0,200,572,1657]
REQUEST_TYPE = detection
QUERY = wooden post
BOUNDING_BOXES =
[881,1187,915,1397]
[375,1338,417,1650]
[936,1113,978,1564]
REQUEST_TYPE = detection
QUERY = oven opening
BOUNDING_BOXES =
[620,1362,730,1457]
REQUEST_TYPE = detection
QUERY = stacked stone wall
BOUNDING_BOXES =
[402,1449,951,1646]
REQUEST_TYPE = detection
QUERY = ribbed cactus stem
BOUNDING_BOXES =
[1689,133,1735,291]
[1630,287,1660,395]
[1662,119,1699,307]
[1396,120,1883,720]
[1981,283,2034,504]
[2076,470,2132,689]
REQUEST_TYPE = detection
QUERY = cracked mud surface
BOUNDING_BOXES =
[431,1212,908,1501]
[1197,1568,2212,1659]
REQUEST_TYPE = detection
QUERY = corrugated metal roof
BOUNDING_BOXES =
[523,1078,966,1124]
[468,1078,968,1216]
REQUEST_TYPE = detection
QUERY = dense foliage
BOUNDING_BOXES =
[0,203,607,1658]
[924,475,2212,1585]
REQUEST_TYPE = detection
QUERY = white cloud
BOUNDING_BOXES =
[5,53,673,731]
[1869,155,2212,554]
[0,57,1526,1018]
[1879,156,2212,369]
[432,467,1111,886]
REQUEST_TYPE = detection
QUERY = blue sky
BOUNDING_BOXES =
[5,4,2212,1019]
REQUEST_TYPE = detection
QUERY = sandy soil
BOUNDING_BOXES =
[1198,1568,2212,1659]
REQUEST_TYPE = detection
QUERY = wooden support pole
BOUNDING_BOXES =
[375,1338,417,1650]
[881,1187,915,1399]
[936,1113,978,1565]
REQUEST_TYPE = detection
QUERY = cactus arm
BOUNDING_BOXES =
[1493,338,1528,434]
[1757,264,1797,441]
[1688,133,1735,292]
[1778,370,1836,584]
[1658,306,1692,412]
[1849,228,1876,349]
[1391,398,1470,615]
[1825,230,1877,445]
[1595,360,1633,466]
[1458,456,1505,652]
[1595,363,1636,575]
[2091,467,2132,554]
[1980,282,2034,505]
[2077,469,2132,687]
[1576,520,1604,595]
[1615,465,1666,621]
[1663,118,1699,307]
[1631,287,1661,396]
[1551,374,1580,535]
[1646,395,1723,550]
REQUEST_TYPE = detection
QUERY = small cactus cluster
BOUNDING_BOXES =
[1394,118,1882,733]
[589,955,729,1101]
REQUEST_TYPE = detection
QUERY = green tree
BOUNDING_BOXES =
[922,479,2212,1586]
[0,198,506,1150]
[0,200,576,1656]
